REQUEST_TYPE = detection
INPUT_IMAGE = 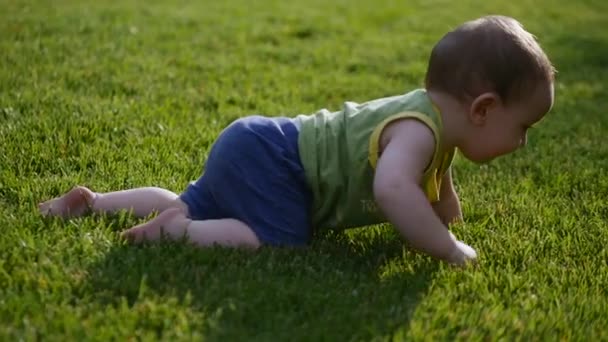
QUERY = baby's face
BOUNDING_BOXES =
[462,81,554,163]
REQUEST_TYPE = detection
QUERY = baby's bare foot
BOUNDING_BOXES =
[121,207,188,243]
[39,186,96,218]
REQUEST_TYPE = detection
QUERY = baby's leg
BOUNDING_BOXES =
[39,186,181,218]
[121,207,261,249]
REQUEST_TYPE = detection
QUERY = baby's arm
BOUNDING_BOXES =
[373,119,475,265]
[432,168,463,225]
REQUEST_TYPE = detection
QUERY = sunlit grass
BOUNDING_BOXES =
[1,0,607,340]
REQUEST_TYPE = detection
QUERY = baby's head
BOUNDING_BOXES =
[425,15,555,162]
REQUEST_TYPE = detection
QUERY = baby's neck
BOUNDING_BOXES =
[426,89,467,153]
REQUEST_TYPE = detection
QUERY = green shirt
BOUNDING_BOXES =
[294,88,455,230]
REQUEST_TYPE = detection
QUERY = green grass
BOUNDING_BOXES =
[1,0,608,340]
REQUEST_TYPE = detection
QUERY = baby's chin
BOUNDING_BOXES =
[473,156,497,164]
[460,150,497,164]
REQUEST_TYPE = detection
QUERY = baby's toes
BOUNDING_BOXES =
[38,201,54,216]
[121,228,142,243]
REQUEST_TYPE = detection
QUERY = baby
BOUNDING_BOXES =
[40,15,555,266]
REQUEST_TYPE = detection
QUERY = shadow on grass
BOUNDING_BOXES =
[81,227,437,341]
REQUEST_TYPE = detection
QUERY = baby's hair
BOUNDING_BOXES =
[425,15,555,104]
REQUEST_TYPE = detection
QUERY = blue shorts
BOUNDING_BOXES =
[179,115,313,246]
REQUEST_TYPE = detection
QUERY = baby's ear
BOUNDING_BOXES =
[469,92,499,126]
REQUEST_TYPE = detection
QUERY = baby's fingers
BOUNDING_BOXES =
[455,240,477,260]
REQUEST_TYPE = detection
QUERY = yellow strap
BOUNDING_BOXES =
[368,111,440,171]
[367,111,444,202]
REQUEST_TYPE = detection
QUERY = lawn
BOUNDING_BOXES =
[1,0,607,340]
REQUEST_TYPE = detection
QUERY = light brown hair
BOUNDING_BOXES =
[425,15,555,104]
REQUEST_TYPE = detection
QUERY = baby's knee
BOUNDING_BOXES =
[157,207,191,238]
[168,198,190,216]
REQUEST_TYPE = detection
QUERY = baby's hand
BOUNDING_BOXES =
[448,232,477,266]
